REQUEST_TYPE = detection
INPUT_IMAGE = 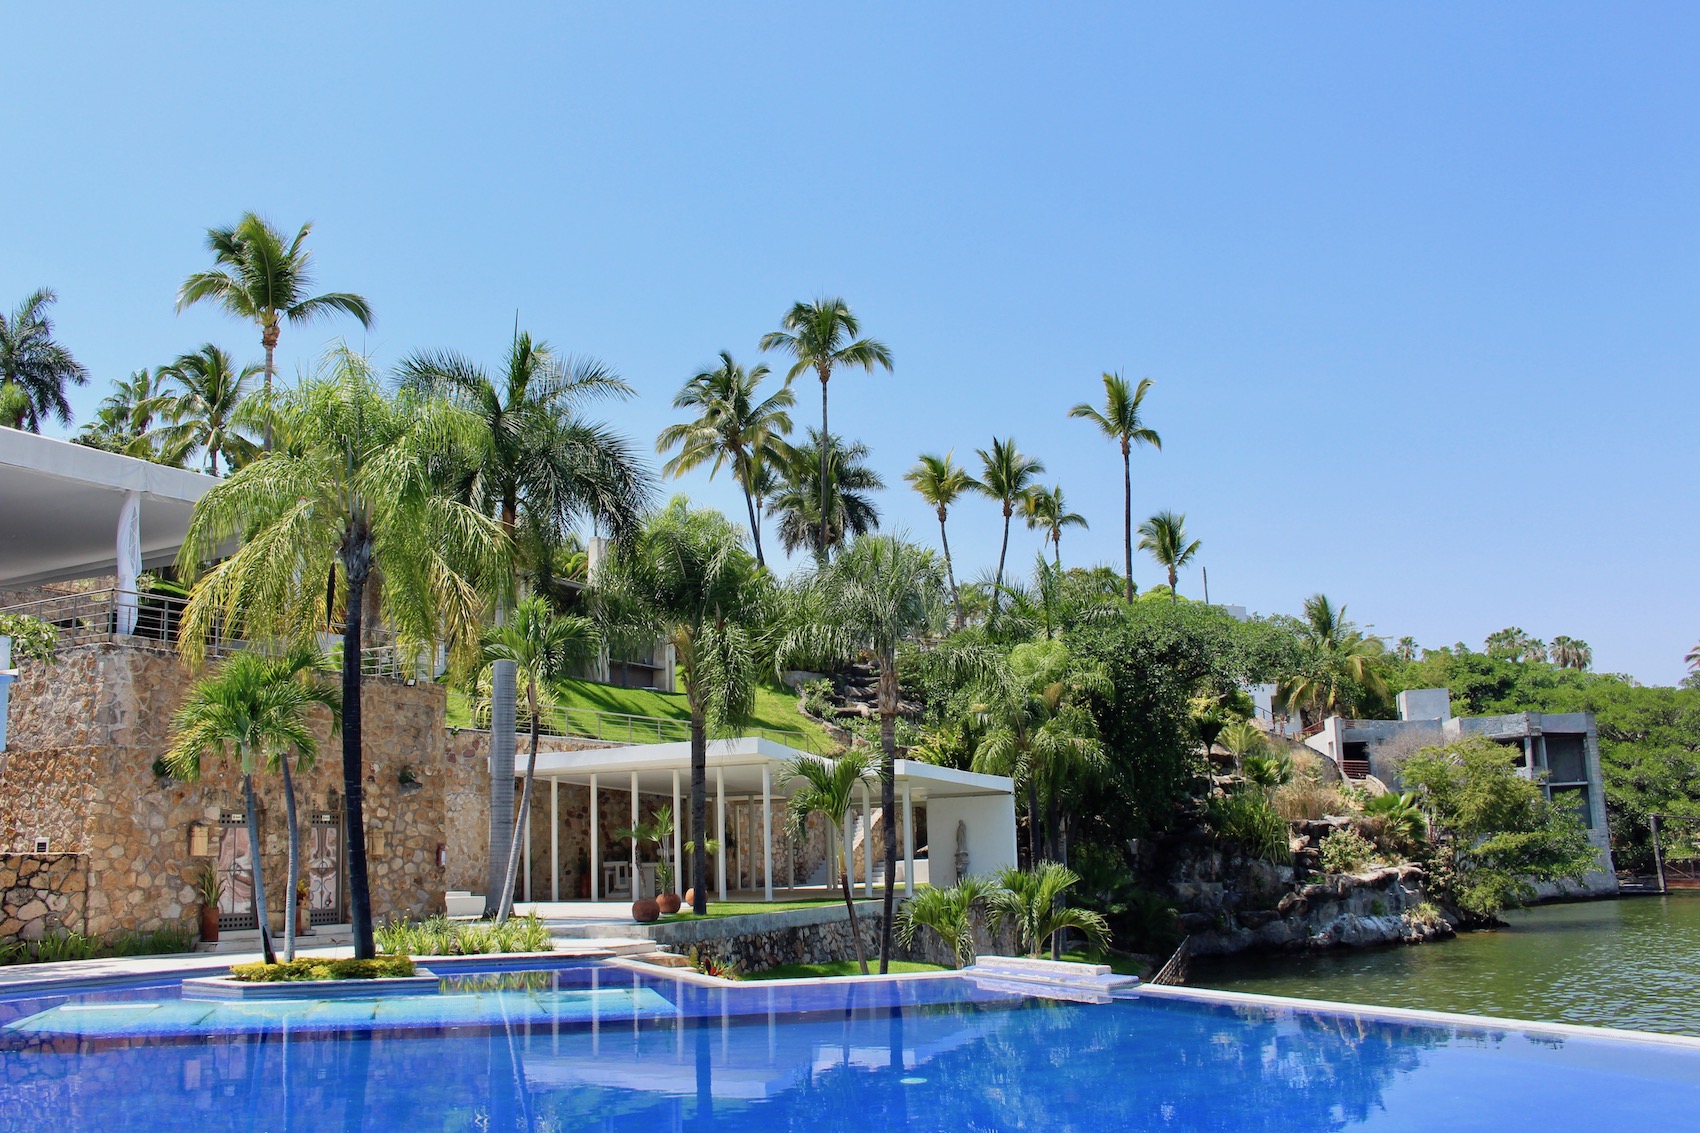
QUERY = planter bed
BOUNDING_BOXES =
[182,969,440,1000]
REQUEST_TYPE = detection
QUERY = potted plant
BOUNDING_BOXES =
[650,806,682,915]
[194,863,223,944]
[617,817,663,923]
[295,878,312,937]
[680,837,720,911]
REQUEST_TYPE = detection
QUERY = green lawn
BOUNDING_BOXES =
[657,898,864,922]
[446,679,828,748]
[1062,948,1151,978]
[745,959,949,981]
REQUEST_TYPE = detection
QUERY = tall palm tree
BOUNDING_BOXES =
[153,344,262,475]
[177,346,506,958]
[74,368,171,460]
[0,288,89,432]
[974,438,1045,618]
[1068,373,1161,602]
[904,452,979,628]
[1137,510,1200,600]
[1549,636,1591,670]
[1276,594,1389,725]
[592,500,763,915]
[177,213,373,448]
[782,750,880,973]
[483,596,599,921]
[399,328,649,909]
[771,430,884,557]
[1021,485,1088,568]
[1393,636,1419,663]
[656,351,795,568]
[760,298,893,559]
[775,535,945,970]
[164,649,337,966]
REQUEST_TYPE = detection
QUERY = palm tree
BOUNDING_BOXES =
[399,328,649,909]
[904,452,979,628]
[1069,373,1161,602]
[262,647,341,962]
[1137,510,1200,600]
[1393,636,1419,663]
[483,596,599,921]
[771,430,884,557]
[975,438,1045,618]
[1021,485,1088,568]
[592,500,763,915]
[1550,636,1592,671]
[1484,627,1547,663]
[895,877,997,968]
[74,369,170,460]
[176,346,506,958]
[782,750,880,973]
[164,649,337,965]
[177,213,373,448]
[989,863,1110,959]
[153,344,261,475]
[775,535,944,971]
[1220,719,1267,772]
[0,288,89,432]
[1276,594,1389,725]
[760,298,893,559]
[656,351,795,568]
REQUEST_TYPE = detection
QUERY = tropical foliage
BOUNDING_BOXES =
[781,750,880,972]
[1,288,88,431]
[1069,372,1160,602]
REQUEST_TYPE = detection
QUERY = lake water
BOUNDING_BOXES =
[1192,892,1700,1036]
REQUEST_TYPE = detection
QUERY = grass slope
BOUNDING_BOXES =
[447,679,827,747]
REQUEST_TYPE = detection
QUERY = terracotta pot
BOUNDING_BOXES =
[199,904,219,943]
[296,902,310,936]
[683,888,699,908]
[631,897,661,923]
[657,892,682,915]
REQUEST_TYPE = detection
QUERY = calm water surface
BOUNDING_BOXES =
[1193,892,1700,1036]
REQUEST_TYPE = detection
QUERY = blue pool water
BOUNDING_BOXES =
[1,959,1696,1131]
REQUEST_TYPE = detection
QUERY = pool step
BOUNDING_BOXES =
[963,956,1138,1001]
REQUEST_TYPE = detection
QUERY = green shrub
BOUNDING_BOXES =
[1207,788,1293,865]
[229,956,416,982]
[1404,901,1445,931]
[104,927,196,957]
[375,914,552,956]
[1369,898,1388,917]
[0,612,58,664]
[1319,827,1378,874]
[33,931,98,963]
[798,679,836,720]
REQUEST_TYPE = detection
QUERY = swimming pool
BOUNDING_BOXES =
[1,958,1695,1131]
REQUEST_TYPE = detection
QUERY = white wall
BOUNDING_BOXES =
[925,794,1019,885]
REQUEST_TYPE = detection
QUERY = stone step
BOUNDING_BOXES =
[964,955,1138,996]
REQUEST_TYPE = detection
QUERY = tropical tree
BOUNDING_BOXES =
[656,351,795,568]
[164,649,338,965]
[760,298,893,558]
[177,213,373,448]
[483,596,600,921]
[1220,719,1268,772]
[399,328,648,909]
[904,452,979,628]
[1550,636,1592,671]
[0,288,88,432]
[1393,636,1419,663]
[263,647,341,962]
[989,862,1110,959]
[1069,373,1161,602]
[781,749,880,973]
[1136,511,1200,601]
[775,535,944,970]
[74,369,170,459]
[1022,484,1088,568]
[895,876,998,968]
[176,346,506,958]
[1276,594,1388,725]
[592,500,763,915]
[975,437,1045,618]
[1484,627,1547,664]
[152,344,261,475]
[770,430,883,558]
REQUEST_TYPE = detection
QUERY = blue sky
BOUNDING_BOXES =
[4,4,1696,684]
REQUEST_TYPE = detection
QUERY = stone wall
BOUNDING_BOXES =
[0,853,87,943]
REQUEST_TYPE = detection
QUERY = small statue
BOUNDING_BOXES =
[954,820,970,881]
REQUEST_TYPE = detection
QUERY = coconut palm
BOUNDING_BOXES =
[152,344,262,475]
[483,596,600,921]
[760,298,893,559]
[177,213,373,448]
[975,438,1045,618]
[1549,636,1592,671]
[1136,511,1200,601]
[176,346,506,958]
[592,500,763,915]
[989,862,1110,959]
[398,328,648,909]
[74,369,171,460]
[1276,594,1389,725]
[1021,485,1088,568]
[1393,636,1419,663]
[781,750,880,973]
[904,452,979,628]
[656,351,795,568]
[164,649,338,965]
[0,288,89,432]
[774,535,944,970]
[770,430,884,558]
[1068,373,1161,602]
[262,647,341,962]
[895,876,997,968]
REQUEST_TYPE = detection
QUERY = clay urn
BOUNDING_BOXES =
[199,904,220,943]
[657,892,682,915]
[632,897,661,923]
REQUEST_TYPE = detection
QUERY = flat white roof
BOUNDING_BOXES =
[523,736,1013,801]
[0,428,218,588]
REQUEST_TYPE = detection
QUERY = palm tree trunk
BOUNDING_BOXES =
[497,692,543,923]
[341,527,376,960]
[938,509,963,629]
[261,329,277,453]
[241,770,277,965]
[840,849,869,974]
[877,662,899,974]
[280,753,301,962]
[1121,443,1133,603]
[689,681,709,916]
[1169,566,1178,601]
[818,370,831,560]
[741,483,765,569]
[993,507,1012,618]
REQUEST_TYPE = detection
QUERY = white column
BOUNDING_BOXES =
[630,771,640,897]
[841,810,854,897]
[762,765,774,903]
[902,781,915,898]
[589,774,600,902]
[859,782,874,897]
[550,777,560,902]
[715,766,727,901]
[524,797,533,903]
[671,769,682,895]
[115,491,141,636]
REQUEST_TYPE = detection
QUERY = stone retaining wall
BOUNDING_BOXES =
[0,853,87,943]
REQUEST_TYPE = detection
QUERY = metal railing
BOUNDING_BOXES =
[1150,935,1192,986]
[463,696,833,753]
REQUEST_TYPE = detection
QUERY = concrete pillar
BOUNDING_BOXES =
[671,769,682,895]
[902,781,915,898]
[550,777,559,902]
[859,782,873,897]
[762,765,773,903]
[115,491,141,636]
[524,795,532,903]
[715,766,727,902]
[631,771,640,898]
[590,774,600,902]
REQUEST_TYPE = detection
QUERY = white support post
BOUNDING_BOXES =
[550,776,559,902]
[716,766,727,902]
[762,765,773,903]
[859,782,873,897]
[671,769,682,895]
[524,797,533,903]
[902,782,915,898]
[590,774,600,902]
[841,810,854,897]
[115,491,141,636]
[630,771,640,897]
